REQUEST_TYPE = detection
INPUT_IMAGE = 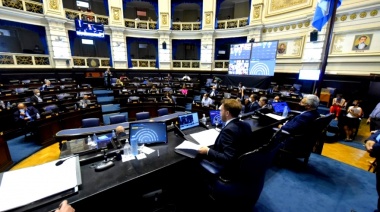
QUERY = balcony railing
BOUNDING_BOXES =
[65,9,109,25]
[131,59,157,68]
[0,53,50,66]
[125,19,157,30]
[72,57,110,67]
[172,22,201,31]
[172,60,200,69]
[1,0,43,14]
[214,60,229,69]
[216,18,248,29]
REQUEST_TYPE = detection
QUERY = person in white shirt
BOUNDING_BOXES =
[343,100,363,141]
[201,93,213,107]
[182,74,191,81]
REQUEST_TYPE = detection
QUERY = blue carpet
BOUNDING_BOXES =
[7,136,42,167]
[255,153,377,212]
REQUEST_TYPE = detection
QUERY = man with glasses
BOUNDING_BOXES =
[278,94,321,135]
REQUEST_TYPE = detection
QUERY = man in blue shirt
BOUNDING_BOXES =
[367,102,380,131]
[365,130,380,212]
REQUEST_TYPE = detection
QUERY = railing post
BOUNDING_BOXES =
[22,0,26,12]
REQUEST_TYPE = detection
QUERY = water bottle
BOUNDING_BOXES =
[131,139,138,156]
[92,133,97,142]
[36,113,40,119]
[7,102,11,109]
[202,114,207,125]
[112,130,116,139]
[87,135,92,143]
[123,143,131,156]
[74,104,77,110]
[282,106,289,118]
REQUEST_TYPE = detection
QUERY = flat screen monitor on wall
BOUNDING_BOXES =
[75,19,105,38]
[298,69,321,81]
[229,43,252,60]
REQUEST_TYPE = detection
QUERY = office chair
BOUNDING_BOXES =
[109,114,127,125]
[157,108,169,116]
[135,112,150,120]
[201,130,284,211]
[43,104,59,113]
[82,118,100,128]
[276,113,335,166]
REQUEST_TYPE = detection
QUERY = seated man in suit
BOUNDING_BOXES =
[115,126,127,139]
[30,89,43,104]
[278,94,321,135]
[258,96,272,110]
[79,94,91,108]
[40,80,51,91]
[244,94,260,113]
[14,103,39,124]
[198,99,253,180]
[209,85,218,98]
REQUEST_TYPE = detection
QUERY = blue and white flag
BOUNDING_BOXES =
[312,0,342,31]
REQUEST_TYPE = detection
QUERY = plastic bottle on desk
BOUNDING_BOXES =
[92,133,97,142]
[282,106,289,118]
[7,102,11,109]
[123,143,131,156]
[112,130,116,139]
[201,114,207,125]
[87,135,92,143]
[131,139,138,156]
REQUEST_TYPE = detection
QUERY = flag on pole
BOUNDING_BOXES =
[312,0,342,31]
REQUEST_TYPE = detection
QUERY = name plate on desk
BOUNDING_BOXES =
[291,96,296,99]
[90,106,95,108]
[49,89,54,91]
[45,115,52,119]
[5,94,11,96]
[47,100,52,103]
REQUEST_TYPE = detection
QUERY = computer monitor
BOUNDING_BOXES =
[177,113,199,131]
[129,122,167,145]
[209,110,224,126]
[271,102,289,114]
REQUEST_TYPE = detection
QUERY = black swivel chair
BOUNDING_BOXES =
[109,114,127,124]
[157,108,169,116]
[201,130,284,211]
[135,112,150,120]
[276,113,335,166]
[82,118,100,128]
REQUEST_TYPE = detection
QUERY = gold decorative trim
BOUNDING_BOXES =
[279,26,284,31]
[273,27,278,32]
[253,4,263,20]
[49,0,58,10]
[291,24,296,29]
[112,7,121,21]
[268,28,273,32]
[205,11,213,25]
[161,13,169,26]
[340,15,347,21]
[360,12,367,18]
[266,0,312,17]
[275,36,305,59]
[350,14,357,20]
[285,25,290,30]
[304,21,310,27]
[370,10,378,17]
[297,23,303,28]
[262,28,267,33]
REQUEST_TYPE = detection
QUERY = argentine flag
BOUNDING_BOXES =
[312,0,342,31]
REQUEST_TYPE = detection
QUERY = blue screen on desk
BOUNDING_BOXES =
[129,122,167,145]
[209,110,224,126]
[271,102,289,114]
[178,113,199,130]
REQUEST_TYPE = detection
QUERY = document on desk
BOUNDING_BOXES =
[265,113,286,120]
[174,140,201,159]
[188,129,219,146]
[0,157,81,212]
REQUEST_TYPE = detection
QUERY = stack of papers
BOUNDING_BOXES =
[265,113,286,120]
[188,129,219,146]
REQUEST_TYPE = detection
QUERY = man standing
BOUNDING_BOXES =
[365,130,380,212]
[367,102,380,131]
[30,89,43,104]
[104,68,112,90]
[198,99,252,180]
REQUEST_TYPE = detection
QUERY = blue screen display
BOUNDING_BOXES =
[75,19,105,38]
[178,113,199,130]
[228,59,249,75]
[209,110,224,126]
[229,43,252,60]
[248,60,276,76]
[271,102,289,114]
[129,122,167,144]
[250,41,278,60]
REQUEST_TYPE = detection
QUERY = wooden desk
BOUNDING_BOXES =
[0,132,13,172]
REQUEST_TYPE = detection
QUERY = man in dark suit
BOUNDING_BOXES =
[365,130,380,212]
[13,103,39,124]
[279,94,321,135]
[355,35,369,50]
[198,99,253,180]
[30,89,43,104]
[244,94,260,113]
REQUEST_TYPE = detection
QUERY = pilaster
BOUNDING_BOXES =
[202,0,216,30]
[158,0,171,30]
[45,19,72,68]
[200,31,214,70]
[43,0,65,18]
[108,0,124,27]
[110,27,127,69]
[158,31,172,69]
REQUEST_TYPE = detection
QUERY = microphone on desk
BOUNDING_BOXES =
[55,155,78,166]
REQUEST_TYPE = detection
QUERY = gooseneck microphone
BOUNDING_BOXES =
[55,155,78,166]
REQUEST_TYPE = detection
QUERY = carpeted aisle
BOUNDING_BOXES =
[254,153,377,212]
[7,136,42,167]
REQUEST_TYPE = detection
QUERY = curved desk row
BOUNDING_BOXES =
[55,111,188,147]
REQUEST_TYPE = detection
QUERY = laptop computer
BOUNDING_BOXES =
[177,112,200,135]
[271,102,289,115]
[129,121,167,145]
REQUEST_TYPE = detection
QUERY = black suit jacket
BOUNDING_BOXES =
[245,101,260,113]
[30,95,43,104]
[206,118,253,179]
[281,110,320,135]
[13,106,39,123]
